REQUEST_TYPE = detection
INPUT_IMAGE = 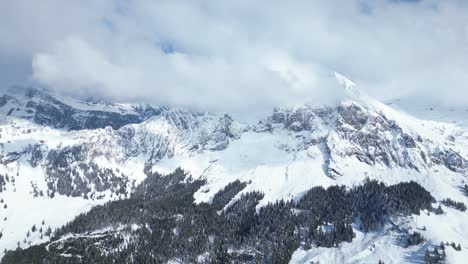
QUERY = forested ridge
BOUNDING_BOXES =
[2,169,435,264]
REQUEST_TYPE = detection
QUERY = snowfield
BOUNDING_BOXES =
[0,79,467,263]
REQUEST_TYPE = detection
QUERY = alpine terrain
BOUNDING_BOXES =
[0,75,467,263]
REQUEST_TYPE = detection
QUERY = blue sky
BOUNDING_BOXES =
[1,0,468,115]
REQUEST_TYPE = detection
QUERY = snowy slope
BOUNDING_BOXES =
[0,117,104,256]
[0,78,467,263]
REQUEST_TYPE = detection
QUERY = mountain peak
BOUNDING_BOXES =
[334,72,366,103]
[334,72,356,90]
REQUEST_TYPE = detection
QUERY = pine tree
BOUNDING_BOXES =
[440,242,445,250]
[45,226,52,237]
[424,249,431,263]
[211,239,230,264]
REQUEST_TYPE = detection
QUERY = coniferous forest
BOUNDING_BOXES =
[2,169,435,264]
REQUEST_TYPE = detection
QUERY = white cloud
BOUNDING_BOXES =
[2,0,468,116]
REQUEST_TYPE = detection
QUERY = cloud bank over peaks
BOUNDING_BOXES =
[32,36,345,116]
[1,0,468,117]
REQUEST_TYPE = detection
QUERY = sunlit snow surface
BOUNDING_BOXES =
[152,111,468,263]
[0,88,467,263]
[152,97,468,264]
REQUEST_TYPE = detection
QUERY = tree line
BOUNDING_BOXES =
[2,170,436,264]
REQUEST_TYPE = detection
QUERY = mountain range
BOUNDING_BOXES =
[0,75,467,263]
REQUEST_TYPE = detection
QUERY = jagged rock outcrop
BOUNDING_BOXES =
[258,101,467,177]
[0,87,158,130]
[0,87,466,199]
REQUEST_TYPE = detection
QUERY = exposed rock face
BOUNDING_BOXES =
[431,148,466,173]
[259,102,467,177]
[0,87,156,130]
[205,114,242,151]
[0,88,466,198]
[10,105,247,198]
[337,104,368,131]
[266,106,331,133]
[334,104,423,170]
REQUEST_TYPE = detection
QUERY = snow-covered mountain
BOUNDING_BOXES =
[0,77,467,263]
